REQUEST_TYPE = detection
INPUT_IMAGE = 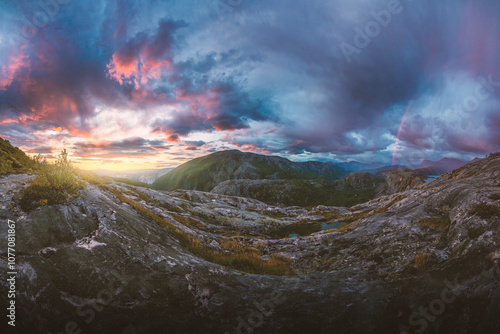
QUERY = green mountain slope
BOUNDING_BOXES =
[152,150,346,192]
[0,137,35,174]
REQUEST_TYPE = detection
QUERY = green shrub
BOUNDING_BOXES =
[30,154,47,168]
[20,150,82,211]
[0,137,45,172]
[0,158,13,174]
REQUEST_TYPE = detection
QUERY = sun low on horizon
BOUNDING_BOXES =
[1,0,500,171]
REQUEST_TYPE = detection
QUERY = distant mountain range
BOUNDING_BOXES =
[334,161,385,172]
[415,157,483,175]
[90,150,481,192]
[337,157,481,175]
[93,168,173,184]
[152,150,346,192]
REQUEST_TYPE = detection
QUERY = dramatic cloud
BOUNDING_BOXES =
[1,0,499,169]
[107,19,186,86]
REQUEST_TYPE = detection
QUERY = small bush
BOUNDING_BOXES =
[20,150,82,211]
[30,154,47,168]
[468,203,500,219]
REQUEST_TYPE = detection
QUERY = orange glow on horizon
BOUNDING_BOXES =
[74,160,162,171]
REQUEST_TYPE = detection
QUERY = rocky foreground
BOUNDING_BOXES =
[1,155,500,333]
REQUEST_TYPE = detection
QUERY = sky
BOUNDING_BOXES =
[1,0,499,170]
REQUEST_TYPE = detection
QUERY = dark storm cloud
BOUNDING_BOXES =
[72,137,168,158]
[0,0,273,139]
[1,0,500,164]
[151,81,275,139]
[29,146,53,154]
[184,140,205,147]
[216,0,500,157]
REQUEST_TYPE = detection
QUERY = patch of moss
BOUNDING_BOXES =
[415,253,429,268]
[171,213,206,229]
[489,193,500,201]
[157,201,184,213]
[343,210,371,223]
[124,186,150,202]
[331,223,352,233]
[467,227,485,239]
[264,210,287,219]
[372,195,406,215]
[468,203,500,219]
[188,209,235,227]
[418,217,451,231]
[456,239,470,254]
[315,211,342,222]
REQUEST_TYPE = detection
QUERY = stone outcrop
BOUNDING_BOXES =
[210,178,334,207]
[378,168,426,195]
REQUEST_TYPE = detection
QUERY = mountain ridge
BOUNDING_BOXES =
[152,149,346,192]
